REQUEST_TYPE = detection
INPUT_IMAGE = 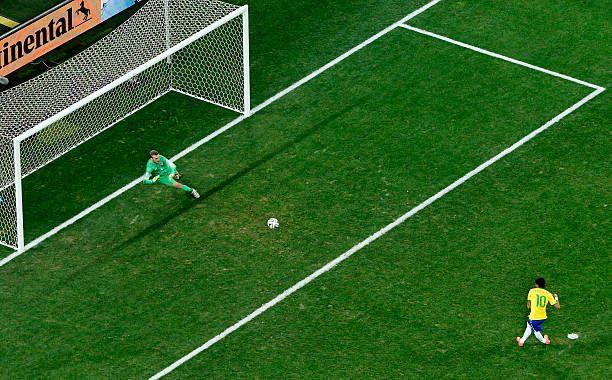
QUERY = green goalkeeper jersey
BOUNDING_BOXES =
[145,155,176,179]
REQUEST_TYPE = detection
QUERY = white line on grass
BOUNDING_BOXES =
[251,0,444,114]
[148,75,605,380]
[0,0,443,267]
[399,24,605,91]
[0,114,244,268]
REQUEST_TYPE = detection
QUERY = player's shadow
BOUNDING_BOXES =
[114,98,365,253]
[53,98,365,286]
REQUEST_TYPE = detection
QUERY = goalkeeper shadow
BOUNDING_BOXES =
[114,97,365,252]
[20,92,237,245]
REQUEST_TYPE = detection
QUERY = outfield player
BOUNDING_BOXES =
[143,150,200,199]
[516,277,560,347]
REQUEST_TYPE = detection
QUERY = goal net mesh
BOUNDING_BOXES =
[0,0,247,250]
[0,142,16,249]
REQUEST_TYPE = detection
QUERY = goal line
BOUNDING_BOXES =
[0,0,445,267]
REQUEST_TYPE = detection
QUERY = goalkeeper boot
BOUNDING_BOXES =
[191,189,200,199]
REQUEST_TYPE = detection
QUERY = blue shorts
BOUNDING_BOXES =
[528,319,546,332]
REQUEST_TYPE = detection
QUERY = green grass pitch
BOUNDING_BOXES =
[0,0,610,378]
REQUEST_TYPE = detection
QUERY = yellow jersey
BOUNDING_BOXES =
[528,287,556,320]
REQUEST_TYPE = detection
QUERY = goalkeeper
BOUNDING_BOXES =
[143,150,200,199]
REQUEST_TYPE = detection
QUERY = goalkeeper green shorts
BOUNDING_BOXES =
[157,175,176,187]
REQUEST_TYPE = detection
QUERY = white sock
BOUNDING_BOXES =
[534,331,546,343]
[520,322,532,343]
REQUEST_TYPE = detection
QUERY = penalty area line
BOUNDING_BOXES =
[148,79,605,380]
[399,24,604,91]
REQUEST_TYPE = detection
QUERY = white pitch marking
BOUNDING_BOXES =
[251,0,445,114]
[399,24,604,90]
[0,115,245,267]
[150,87,603,380]
[0,0,444,267]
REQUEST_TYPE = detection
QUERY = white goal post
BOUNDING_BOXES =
[0,0,250,252]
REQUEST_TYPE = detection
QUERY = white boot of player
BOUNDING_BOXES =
[191,189,200,199]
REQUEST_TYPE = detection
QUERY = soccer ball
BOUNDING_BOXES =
[267,217,279,229]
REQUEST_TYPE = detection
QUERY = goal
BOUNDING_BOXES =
[0,0,250,253]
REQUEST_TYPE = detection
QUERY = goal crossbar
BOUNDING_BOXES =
[0,0,251,253]
[15,5,249,143]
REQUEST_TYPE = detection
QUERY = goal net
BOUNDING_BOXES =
[0,0,250,252]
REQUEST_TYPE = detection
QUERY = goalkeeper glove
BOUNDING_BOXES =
[143,175,160,185]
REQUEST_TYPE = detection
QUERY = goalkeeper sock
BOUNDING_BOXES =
[181,184,192,192]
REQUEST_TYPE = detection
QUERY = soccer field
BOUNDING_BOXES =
[0,0,610,378]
